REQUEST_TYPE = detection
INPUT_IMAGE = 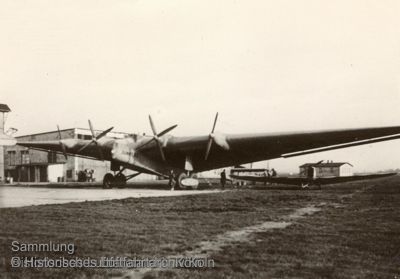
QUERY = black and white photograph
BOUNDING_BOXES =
[1,1,400,278]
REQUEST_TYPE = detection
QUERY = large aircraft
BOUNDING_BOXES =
[16,113,400,189]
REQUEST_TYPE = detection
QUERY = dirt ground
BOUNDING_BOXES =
[0,176,399,278]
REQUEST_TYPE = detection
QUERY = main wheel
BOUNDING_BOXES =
[115,173,127,188]
[103,173,115,189]
[176,173,199,190]
[176,172,188,190]
[189,173,199,190]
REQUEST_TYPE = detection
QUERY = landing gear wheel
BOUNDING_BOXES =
[115,173,127,188]
[189,173,198,190]
[176,173,188,190]
[103,173,115,189]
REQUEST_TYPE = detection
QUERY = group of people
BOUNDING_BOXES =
[1,176,14,184]
[263,168,277,185]
[264,168,277,178]
[77,169,95,182]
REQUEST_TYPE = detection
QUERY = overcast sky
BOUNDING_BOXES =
[1,0,399,172]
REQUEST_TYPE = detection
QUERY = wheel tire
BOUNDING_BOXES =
[103,173,115,189]
[115,174,127,188]
[176,173,188,190]
[189,173,199,190]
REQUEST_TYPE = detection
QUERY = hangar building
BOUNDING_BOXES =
[299,161,353,178]
[3,128,156,183]
[0,103,12,181]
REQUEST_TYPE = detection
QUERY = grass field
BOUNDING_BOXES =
[1,176,399,278]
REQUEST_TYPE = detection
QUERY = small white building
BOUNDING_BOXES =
[299,161,353,178]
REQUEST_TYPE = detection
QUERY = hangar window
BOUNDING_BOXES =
[21,150,30,164]
[66,170,73,179]
[8,151,16,166]
[48,152,57,163]
[77,134,92,140]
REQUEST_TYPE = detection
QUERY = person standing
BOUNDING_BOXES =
[220,169,227,189]
[263,169,269,186]
[168,170,176,191]
[84,169,89,182]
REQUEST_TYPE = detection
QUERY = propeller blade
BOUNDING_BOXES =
[77,120,108,161]
[204,137,213,160]
[148,115,157,135]
[147,115,176,161]
[94,141,104,161]
[88,120,96,138]
[60,142,68,160]
[95,126,114,140]
[77,141,94,153]
[157,124,177,137]
[135,124,177,152]
[135,115,177,160]
[156,141,166,161]
[204,112,219,160]
[57,125,68,160]
[135,137,156,151]
[57,125,62,140]
[211,112,218,133]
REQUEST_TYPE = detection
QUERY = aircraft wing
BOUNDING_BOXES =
[16,138,115,161]
[154,125,400,172]
[230,172,397,186]
[15,124,400,177]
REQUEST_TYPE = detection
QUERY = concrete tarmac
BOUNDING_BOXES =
[0,186,220,208]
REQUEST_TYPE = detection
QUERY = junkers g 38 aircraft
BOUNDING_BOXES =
[16,113,400,189]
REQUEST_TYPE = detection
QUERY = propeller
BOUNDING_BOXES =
[135,115,178,161]
[77,120,114,160]
[57,125,68,160]
[204,112,230,160]
[204,113,218,160]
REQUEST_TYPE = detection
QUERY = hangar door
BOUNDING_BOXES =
[48,164,64,182]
